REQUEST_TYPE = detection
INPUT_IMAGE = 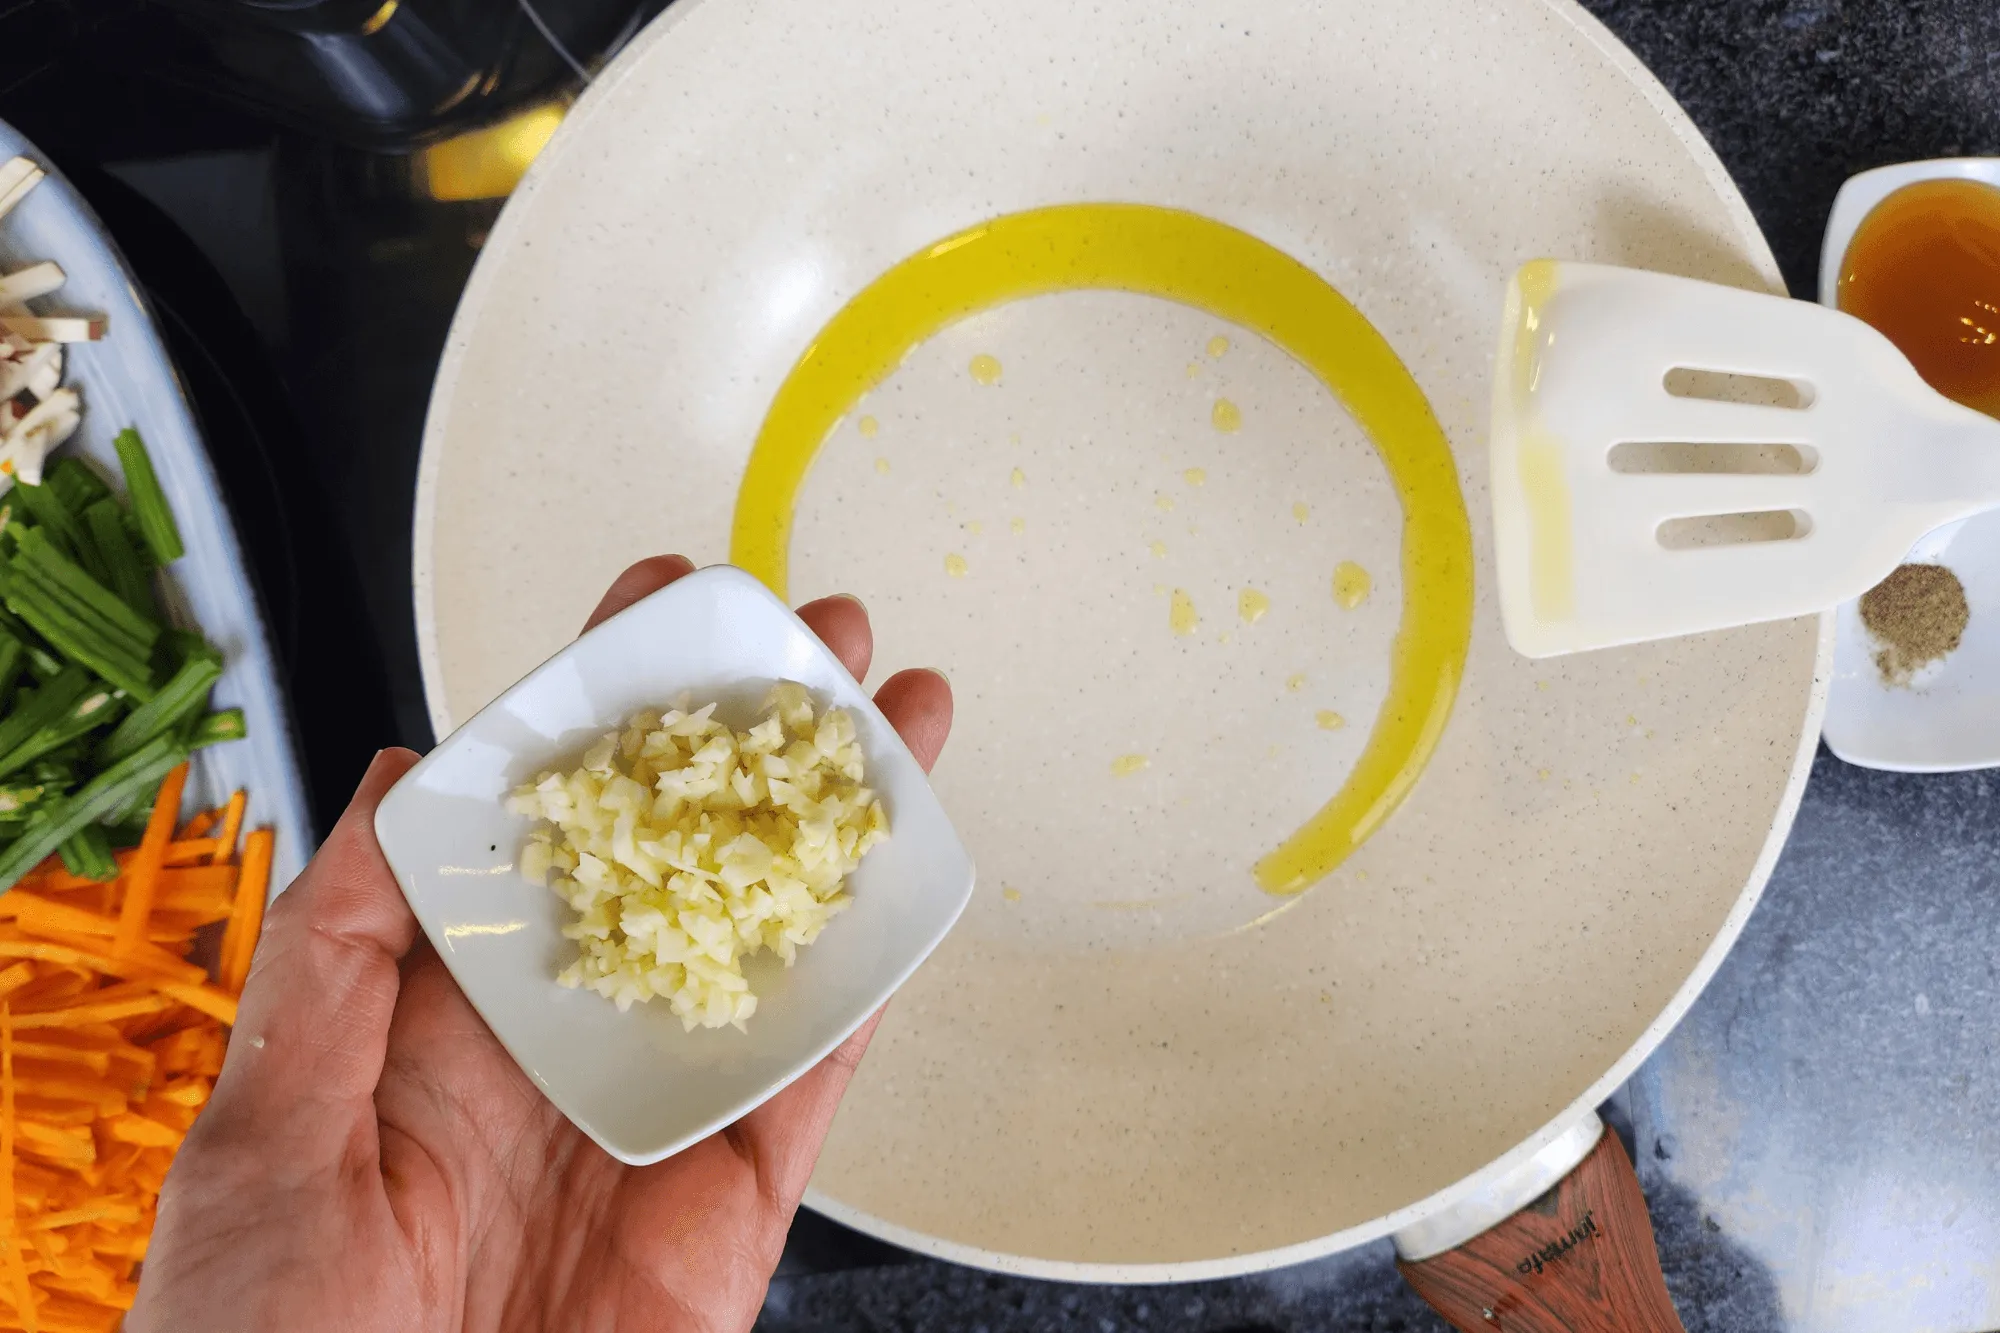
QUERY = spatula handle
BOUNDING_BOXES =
[1398,1130,1684,1333]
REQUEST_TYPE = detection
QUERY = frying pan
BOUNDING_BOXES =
[413,0,1829,1324]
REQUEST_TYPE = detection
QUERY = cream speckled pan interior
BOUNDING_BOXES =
[415,0,1829,1280]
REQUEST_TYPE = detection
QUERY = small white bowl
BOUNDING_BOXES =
[373,565,975,1164]
[1819,159,2000,773]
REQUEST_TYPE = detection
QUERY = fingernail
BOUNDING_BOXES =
[829,593,866,610]
[918,666,951,686]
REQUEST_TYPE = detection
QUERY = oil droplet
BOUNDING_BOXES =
[1185,361,1202,378]
[858,414,880,437]
[1626,714,1638,727]
[1286,672,1306,692]
[1010,466,1027,488]
[1111,754,1150,777]
[1332,561,1371,610]
[1268,744,1282,758]
[1010,516,1026,535]
[1149,540,1168,558]
[1211,398,1242,433]
[1217,631,1234,644]
[1152,583,1167,596]
[1155,494,1175,512]
[966,520,984,535]
[874,457,891,475]
[969,353,1003,384]
[1002,886,1022,902]
[1537,768,1551,781]
[1630,772,1642,785]
[944,553,968,578]
[1239,588,1271,624]
[1317,711,1346,731]
[1169,588,1198,635]
[1184,467,1207,486]
[1207,334,1230,358]
[1536,680,1550,692]
[1292,502,1309,523]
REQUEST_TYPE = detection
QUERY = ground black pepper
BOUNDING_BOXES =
[1859,563,1968,685]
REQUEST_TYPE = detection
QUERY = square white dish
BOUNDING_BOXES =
[373,565,975,1164]
[1820,158,2000,773]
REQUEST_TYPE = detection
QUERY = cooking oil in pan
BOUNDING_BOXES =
[729,203,1473,896]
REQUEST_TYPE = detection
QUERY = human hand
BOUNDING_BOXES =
[128,556,952,1333]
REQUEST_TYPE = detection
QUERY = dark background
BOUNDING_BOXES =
[2,1,1997,1329]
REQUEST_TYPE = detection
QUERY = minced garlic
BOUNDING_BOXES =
[508,683,888,1031]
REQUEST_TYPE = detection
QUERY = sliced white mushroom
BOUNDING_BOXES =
[0,342,61,404]
[0,261,62,307]
[0,433,34,491]
[4,414,66,487]
[0,159,42,224]
[4,386,78,451]
[32,408,79,461]
[0,313,102,343]
[21,344,59,401]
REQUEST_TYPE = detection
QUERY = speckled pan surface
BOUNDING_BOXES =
[415,0,1828,1279]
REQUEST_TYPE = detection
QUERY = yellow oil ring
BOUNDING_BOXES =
[730,203,1473,895]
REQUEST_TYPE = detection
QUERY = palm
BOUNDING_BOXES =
[378,948,847,1332]
[130,558,950,1333]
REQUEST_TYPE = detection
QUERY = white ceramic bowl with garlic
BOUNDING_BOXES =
[373,566,974,1165]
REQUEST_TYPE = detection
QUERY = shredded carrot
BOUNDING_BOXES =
[171,810,218,843]
[218,829,272,995]
[209,792,246,867]
[18,843,224,896]
[0,940,205,991]
[1,1005,34,1333]
[100,1118,176,1151]
[4,1008,17,1222]
[8,1000,171,1032]
[112,764,188,961]
[159,843,216,869]
[153,866,236,908]
[0,792,269,1328]
[150,983,235,1027]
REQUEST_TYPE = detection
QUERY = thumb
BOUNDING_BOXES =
[193,750,423,1165]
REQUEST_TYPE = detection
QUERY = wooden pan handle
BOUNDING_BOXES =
[1397,1129,1684,1333]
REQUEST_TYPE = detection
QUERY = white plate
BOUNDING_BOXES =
[1820,159,2000,773]
[373,566,974,1164]
[0,121,311,885]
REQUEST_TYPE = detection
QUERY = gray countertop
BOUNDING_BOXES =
[759,3,2000,1330]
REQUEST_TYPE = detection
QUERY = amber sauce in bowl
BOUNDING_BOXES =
[1837,177,2000,417]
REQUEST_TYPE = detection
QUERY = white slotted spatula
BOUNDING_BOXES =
[1490,260,2000,658]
